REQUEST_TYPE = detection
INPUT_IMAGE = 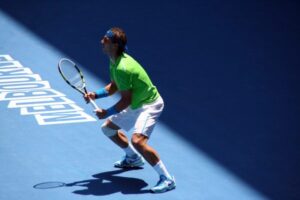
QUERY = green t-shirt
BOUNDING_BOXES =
[110,53,160,109]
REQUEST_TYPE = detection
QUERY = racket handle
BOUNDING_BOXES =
[89,99,100,110]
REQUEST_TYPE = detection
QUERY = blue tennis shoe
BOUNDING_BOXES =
[151,175,176,193]
[114,155,145,168]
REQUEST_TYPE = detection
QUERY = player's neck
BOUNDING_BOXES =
[110,53,121,64]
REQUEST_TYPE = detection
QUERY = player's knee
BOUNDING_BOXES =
[101,123,117,137]
[131,135,145,150]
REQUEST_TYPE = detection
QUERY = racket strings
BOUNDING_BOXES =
[69,74,84,88]
[60,60,85,89]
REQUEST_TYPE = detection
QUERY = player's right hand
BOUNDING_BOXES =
[84,92,96,103]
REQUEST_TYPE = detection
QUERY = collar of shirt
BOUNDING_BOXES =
[110,53,125,67]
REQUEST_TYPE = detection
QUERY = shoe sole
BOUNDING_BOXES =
[114,164,144,169]
[150,184,176,193]
[114,157,145,169]
[114,161,145,169]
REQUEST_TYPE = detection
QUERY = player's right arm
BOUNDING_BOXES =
[84,81,118,103]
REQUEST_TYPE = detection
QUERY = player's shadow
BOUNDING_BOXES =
[67,168,150,196]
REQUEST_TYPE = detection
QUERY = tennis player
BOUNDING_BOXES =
[84,27,175,193]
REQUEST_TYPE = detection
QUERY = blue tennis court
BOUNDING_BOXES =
[0,1,299,200]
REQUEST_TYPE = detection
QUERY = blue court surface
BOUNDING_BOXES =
[0,1,299,200]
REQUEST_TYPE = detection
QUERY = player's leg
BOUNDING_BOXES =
[102,119,127,148]
[131,134,172,178]
[131,133,159,165]
[101,119,144,168]
[131,97,175,192]
[131,133,175,193]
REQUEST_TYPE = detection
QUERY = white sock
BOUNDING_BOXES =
[153,160,172,179]
[123,143,139,158]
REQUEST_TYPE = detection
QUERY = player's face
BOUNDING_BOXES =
[101,36,117,55]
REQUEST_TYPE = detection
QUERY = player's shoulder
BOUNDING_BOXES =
[119,53,141,71]
[121,53,137,64]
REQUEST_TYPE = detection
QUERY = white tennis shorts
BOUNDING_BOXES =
[108,96,164,137]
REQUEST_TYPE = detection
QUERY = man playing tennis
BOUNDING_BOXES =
[84,27,175,193]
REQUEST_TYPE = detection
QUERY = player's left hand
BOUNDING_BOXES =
[94,109,107,119]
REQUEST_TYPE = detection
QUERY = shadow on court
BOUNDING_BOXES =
[1,0,300,199]
[73,169,149,196]
[34,169,150,196]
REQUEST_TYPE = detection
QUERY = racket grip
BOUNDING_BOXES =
[89,99,100,110]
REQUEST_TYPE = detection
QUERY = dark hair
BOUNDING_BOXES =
[108,27,127,55]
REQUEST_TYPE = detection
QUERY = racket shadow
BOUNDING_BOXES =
[33,168,150,196]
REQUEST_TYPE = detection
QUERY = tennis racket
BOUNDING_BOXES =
[58,58,99,110]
